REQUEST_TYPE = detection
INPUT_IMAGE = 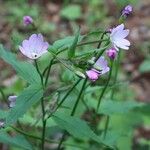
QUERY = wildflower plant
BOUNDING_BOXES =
[0,4,145,150]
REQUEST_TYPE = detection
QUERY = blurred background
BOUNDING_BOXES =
[0,0,150,150]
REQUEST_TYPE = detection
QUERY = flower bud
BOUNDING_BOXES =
[75,71,86,79]
[122,5,133,17]
[23,16,33,26]
[86,70,99,81]
[8,95,17,108]
[106,48,117,60]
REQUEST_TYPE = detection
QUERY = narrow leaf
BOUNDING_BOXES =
[98,100,144,115]
[52,113,114,148]
[68,28,80,58]
[0,131,33,150]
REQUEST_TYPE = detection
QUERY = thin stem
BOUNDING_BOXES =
[77,39,108,47]
[55,39,109,56]
[111,51,121,99]
[96,61,114,112]
[46,79,81,119]
[97,31,107,49]
[44,58,54,87]
[71,78,87,116]
[34,60,46,150]
[34,60,44,87]
[103,52,121,138]
[57,78,87,149]
[41,98,46,150]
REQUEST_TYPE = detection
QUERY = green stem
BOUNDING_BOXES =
[71,78,87,116]
[44,58,54,87]
[41,98,46,150]
[57,78,88,149]
[46,79,81,119]
[34,60,46,150]
[111,51,121,99]
[34,60,44,87]
[96,61,114,112]
[103,51,121,138]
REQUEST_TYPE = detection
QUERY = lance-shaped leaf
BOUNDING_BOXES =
[0,45,41,84]
[52,113,114,148]
[5,84,43,126]
[68,28,80,59]
[98,100,144,115]
[0,131,33,150]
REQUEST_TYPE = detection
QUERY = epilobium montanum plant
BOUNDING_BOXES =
[0,4,137,150]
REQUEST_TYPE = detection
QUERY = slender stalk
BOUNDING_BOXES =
[41,98,46,150]
[57,78,87,149]
[44,58,54,87]
[97,61,114,112]
[34,60,46,150]
[111,51,121,99]
[55,39,109,56]
[46,79,81,119]
[71,78,87,116]
[97,31,107,49]
[34,60,44,87]
[103,51,121,138]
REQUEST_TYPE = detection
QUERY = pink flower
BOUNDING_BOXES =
[19,34,49,59]
[86,56,110,81]
[110,24,130,51]
[106,48,117,60]
[86,70,99,81]
[23,16,33,26]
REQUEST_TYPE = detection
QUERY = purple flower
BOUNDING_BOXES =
[23,16,33,26]
[86,56,110,81]
[106,48,117,60]
[8,95,17,108]
[122,5,133,16]
[110,24,130,51]
[19,34,49,59]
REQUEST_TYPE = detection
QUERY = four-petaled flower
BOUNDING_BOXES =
[86,56,110,81]
[110,24,130,51]
[19,34,49,59]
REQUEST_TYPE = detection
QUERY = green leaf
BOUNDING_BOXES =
[0,110,8,119]
[5,84,43,126]
[60,5,81,20]
[0,45,41,84]
[68,28,80,59]
[98,100,144,115]
[139,59,150,73]
[50,35,83,51]
[52,113,114,148]
[0,131,33,150]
